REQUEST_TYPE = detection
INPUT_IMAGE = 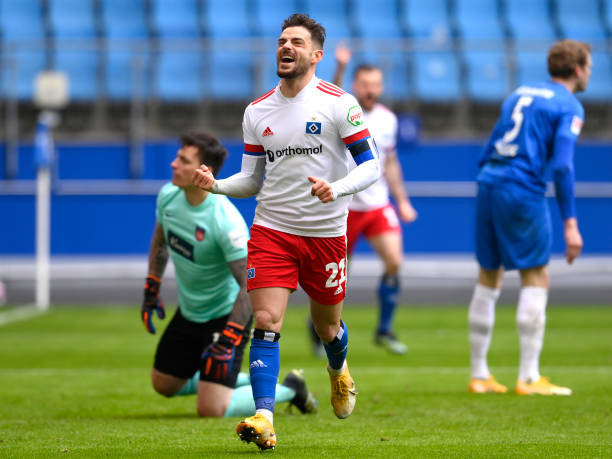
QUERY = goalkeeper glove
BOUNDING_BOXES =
[141,275,165,334]
[202,322,246,380]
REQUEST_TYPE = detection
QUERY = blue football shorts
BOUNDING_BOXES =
[475,182,552,271]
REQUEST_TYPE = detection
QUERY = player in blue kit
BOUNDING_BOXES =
[468,40,591,396]
[140,132,317,417]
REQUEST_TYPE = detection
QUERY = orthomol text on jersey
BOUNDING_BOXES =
[266,144,323,162]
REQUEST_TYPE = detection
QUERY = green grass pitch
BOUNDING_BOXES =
[1,304,611,457]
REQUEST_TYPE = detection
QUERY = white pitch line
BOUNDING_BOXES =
[0,305,46,327]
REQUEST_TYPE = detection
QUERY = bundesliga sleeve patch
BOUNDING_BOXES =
[347,105,364,126]
[570,115,583,135]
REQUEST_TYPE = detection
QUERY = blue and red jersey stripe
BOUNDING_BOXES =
[245,143,265,156]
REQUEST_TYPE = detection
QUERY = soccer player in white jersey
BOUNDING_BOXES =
[193,14,380,450]
[310,44,417,355]
[141,132,317,419]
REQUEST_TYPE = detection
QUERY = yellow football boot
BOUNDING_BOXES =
[328,363,358,419]
[515,376,572,396]
[468,375,508,394]
[236,413,276,450]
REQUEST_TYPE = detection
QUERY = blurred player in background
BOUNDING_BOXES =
[141,132,317,418]
[468,40,591,396]
[193,14,380,450]
[309,43,418,356]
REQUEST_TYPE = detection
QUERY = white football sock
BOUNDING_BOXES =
[516,286,548,383]
[256,408,273,425]
[469,284,500,379]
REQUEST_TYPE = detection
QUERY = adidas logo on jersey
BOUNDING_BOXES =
[334,285,344,295]
[262,126,274,137]
[250,359,268,369]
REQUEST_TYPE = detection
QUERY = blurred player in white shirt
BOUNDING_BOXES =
[312,43,417,355]
[193,14,380,451]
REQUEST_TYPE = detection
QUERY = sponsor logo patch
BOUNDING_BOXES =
[195,225,205,242]
[347,105,364,126]
[305,121,322,135]
[167,230,194,261]
[262,126,274,137]
[265,144,323,162]
[570,115,583,135]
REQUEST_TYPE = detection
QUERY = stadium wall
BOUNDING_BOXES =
[1,140,611,255]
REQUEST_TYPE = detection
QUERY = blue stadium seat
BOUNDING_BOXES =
[209,45,254,100]
[464,50,511,102]
[101,0,149,40]
[258,48,281,94]
[515,50,549,87]
[1,51,47,100]
[349,49,411,99]
[203,0,251,38]
[48,0,97,39]
[54,50,100,101]
[555,0,607,42]
[302,0,350,38]
[605,0,612,33]
[151,0,201,39]
[400,0,451,45]
[351,0,402,38]
[101,0,150,100]
[455,0,505,44]
[252,0,300,38]
[155,50,203,101]
[105,49,151,101]
[504,0,557,42]
[0,0,47,100]
[0,0,45,42]
[579,51,612,102]
[413,50,461,101]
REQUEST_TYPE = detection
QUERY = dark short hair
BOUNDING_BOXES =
[281,13,326,49]
[353,63,382,80]
[548,39,591,78]
[180,132,228,178]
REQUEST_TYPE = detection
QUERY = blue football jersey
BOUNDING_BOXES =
[477,81,584,195]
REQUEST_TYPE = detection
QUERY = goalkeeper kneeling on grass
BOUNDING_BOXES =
[140,132,317,417]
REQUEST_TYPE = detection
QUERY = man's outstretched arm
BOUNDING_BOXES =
[193,147,265,198]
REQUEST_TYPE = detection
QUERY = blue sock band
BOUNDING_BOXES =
[323,320,349,370]
[378,274,399,335]
[249,336,280,412]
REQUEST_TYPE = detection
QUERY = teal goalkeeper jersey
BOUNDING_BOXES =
[155,183,249,323]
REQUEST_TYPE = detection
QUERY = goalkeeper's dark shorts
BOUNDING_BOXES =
[153,307,250,388]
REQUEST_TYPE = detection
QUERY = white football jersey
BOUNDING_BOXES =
[242,76,372,237]
[349,103,398,211]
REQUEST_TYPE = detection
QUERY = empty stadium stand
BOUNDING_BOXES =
[0,0,609,139]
